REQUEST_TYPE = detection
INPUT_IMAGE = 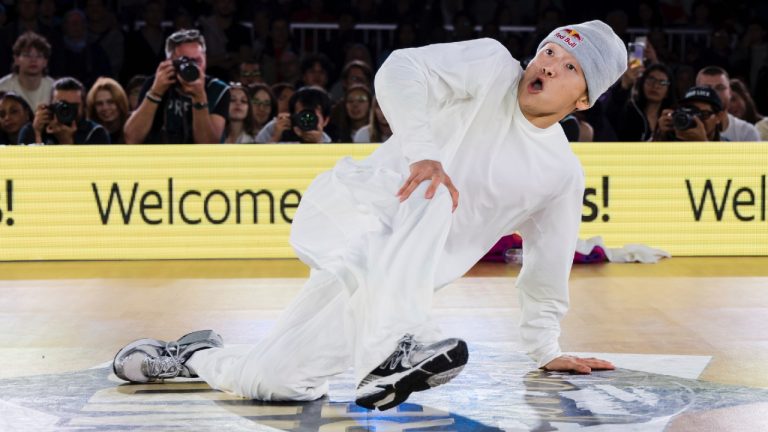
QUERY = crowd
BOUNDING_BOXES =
[0,0,767,145]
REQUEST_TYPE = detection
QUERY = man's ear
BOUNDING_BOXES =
[574,93,590,111]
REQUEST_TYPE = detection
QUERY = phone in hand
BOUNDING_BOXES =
[628,36,646,68]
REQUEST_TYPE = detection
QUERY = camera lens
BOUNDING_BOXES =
[174,56,200,82]
[672,108,696,131]
[292,109,319,132]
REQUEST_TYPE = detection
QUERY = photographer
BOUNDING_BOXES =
[123,29,230,144]
[255,86,332,143]
[18,77,110,145]
[653,86,727,142]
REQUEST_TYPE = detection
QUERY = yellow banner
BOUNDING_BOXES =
[0,143,766,260]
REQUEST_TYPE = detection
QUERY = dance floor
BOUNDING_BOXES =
[1,257,767,431]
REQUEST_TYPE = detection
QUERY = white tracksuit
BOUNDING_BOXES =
[187,38,584,401]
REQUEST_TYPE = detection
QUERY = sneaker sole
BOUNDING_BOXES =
[112,338,166,380]
[177,330,223,347]
[355,339,468,411]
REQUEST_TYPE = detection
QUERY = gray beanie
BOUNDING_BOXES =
[537,20,627,106]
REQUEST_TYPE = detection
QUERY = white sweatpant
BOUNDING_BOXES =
[187,159,454,401]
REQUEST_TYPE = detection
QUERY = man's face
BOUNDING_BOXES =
[681,101,724,140]
[518,43,589,120]
[173,42,206,74]
[239,63,263,86]
[52,89,84,121]
[303,62,328,88]
[696,73,730,110]
[14,47,47,76]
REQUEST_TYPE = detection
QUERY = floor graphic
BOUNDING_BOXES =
[1,344,766,431]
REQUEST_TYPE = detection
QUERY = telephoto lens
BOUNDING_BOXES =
[173,56,200,82]
[291,109,319,132]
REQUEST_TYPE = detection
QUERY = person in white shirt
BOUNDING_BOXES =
[696,66,761,141]
[113,21,627,411]
[0,32,55,110]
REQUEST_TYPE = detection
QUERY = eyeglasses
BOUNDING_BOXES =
[695,110,716,120]
[645,76,671,87]
[251,99,272,107]
[241,71,262,78]
[169,29,201,43]
[19,52,45,59]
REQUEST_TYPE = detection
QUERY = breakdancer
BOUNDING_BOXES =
[113,20,627,411]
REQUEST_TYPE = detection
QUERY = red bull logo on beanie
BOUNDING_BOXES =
[555,28,583,48]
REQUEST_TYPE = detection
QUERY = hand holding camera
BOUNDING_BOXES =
[33,101,79,143]
[150,60,177,97]
[671,107,708,141]
[292,109,324,143]
[271,113,292,142]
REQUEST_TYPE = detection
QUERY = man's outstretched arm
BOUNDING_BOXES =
[516,171,615,373]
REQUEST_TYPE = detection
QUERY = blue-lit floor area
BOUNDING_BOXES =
[1,343,766,431]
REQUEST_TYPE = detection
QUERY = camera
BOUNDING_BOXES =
[291,109,319,132]
[173,56,200,82]
[672,107,699,131]
[48,101,79,125]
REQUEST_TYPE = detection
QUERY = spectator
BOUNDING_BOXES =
[730,77,768,140]
[696,66,761,141]
[729,78,763,124]
[39,0,60,29]
[124,29,230,144]
[125,75,148,111]
[199,0,253,81]
[451,10,476,42]
[249,83,277,136]
[122,0,168,81]
[653,86,727,142]
[353,95,392,143]
[674,64,696,99]
[2,0,56,43]
[49,9,112,89]
[0,92,33,145]
[261,17,296,84]
[237,59,265,87]
[320,8,362,70]
[224,83,256,143]
[276,50,302,86]
[271,82,295,113]
[86,0,125,78]
[330,60,373,104]
[330,84,372,142]
[18,77,110,145]
[0,32,54,110]
[291,0,335,23]
[255,86,331,143]
[605,63,676,141]
[298,53,333,90]
[86,77,130,144]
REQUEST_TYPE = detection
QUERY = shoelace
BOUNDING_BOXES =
[383,334,420,370]
[144,341,183,379]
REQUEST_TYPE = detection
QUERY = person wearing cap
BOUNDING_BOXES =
[113,21,627,411]
[654,86,728,142]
